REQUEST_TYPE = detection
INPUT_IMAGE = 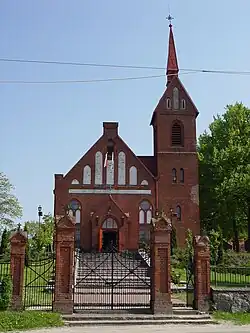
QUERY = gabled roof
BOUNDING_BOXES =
[150,76,199,125]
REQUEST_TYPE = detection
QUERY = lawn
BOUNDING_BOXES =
[210,268,250,287]
[213,311,250,325]
[0,258,55,310]
[172,267,250,288]
[0,311,63,332]
[24,257,55,309]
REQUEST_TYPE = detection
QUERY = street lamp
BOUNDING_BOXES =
[38,205,43,229]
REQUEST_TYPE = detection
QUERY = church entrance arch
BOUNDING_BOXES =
[99,217,119,252]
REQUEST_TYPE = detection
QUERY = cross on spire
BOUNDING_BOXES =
[167,14,174,27]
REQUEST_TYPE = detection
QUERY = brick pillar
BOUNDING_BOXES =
[10,229,27,310]
[193,235,210,312]
[150,211,172,314]
[53,214,75,314]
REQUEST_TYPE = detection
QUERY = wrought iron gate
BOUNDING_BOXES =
[73,248,151,311]
[186,255,195,308]
[24,254,55,310]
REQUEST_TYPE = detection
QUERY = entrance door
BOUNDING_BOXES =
[99,217,119,252]
[102,231,118,252]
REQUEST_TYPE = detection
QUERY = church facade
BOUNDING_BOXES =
[53,24,200,252]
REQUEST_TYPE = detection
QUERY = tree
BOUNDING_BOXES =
[198,103,250,250]
[0,228,9,255]
[25,213,54,258]
[0,172,22,231]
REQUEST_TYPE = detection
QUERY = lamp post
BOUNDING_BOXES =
[38,205,43,230]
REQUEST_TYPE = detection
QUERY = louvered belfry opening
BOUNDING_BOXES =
[171,122,183,146]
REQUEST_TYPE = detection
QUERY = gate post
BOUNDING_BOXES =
[193,235,210,312]
[10,228,27,310]
[53,214,75,314]
[150,211,172,314]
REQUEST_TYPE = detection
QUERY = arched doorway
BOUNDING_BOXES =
[100,217,119,252]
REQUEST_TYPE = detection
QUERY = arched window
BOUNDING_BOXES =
[172,168,177,183]
[129,166,137,185]
[71,179,79,185]
[95,151,103,184]
[68,200,81,223]
[180,168,184,183]
[102,218,118,229]
[181,99,186,110]
[83,165,91,184]
[139,200,152,224]
[173,87,179,110]
[166,98,171,109]
[118,151,126,185]
[171,122,183,146]
[176,205,181,221]
[141,180,149,186]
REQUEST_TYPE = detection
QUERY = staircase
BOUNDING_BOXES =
[75,251,150,288]
[71,251,215,325]
[63,308,216,326]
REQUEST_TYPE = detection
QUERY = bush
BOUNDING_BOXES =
[220,250,250,267]
[171,248,189,269]
[171,268,181,285]
[0,275,12,311]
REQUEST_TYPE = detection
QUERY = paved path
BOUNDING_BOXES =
[23,324,250,333]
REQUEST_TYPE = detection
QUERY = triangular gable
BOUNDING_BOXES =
[56,214,75,229]
[63,135,103,179]
[116,135,156,181]
[108,194,128,218]
[150,76,199,125]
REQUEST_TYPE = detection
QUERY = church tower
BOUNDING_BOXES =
[151,21,200,245]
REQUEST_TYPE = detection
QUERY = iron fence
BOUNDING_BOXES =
[24,254,55,310]
[0,259,10,279]
[211,266,250,287]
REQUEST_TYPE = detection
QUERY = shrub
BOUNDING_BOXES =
[171,248,189,269]
[0,275,12,310]
[171,269,181,285]
[221,250,250,267]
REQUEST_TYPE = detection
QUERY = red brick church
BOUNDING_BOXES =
[54,23,200,251]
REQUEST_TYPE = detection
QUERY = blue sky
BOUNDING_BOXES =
[1,0,250,223]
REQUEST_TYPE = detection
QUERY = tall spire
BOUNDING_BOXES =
[166,15,179,85]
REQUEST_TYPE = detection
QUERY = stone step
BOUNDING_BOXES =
[63,318,216,326]
[63,313,211,321]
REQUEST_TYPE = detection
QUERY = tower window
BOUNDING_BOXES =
[173,87,179,110]
[171,122,183,146]
[172,168,177,183]
[176,205,181,220]
[166,98,171,109]
[181,99,186,110]
[180,168,184,183]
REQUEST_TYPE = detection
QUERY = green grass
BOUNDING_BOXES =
[211,269,250,287]
[0,259,55,309]
[23,259,55,308]
[213,311,250,325]
[172,267,250,288]
[0,311,63,332]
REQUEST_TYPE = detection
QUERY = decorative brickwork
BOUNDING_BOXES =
[150,211,172,314]
[10,230,27,310]
[193,235,210,312]
[53,214,75,314]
